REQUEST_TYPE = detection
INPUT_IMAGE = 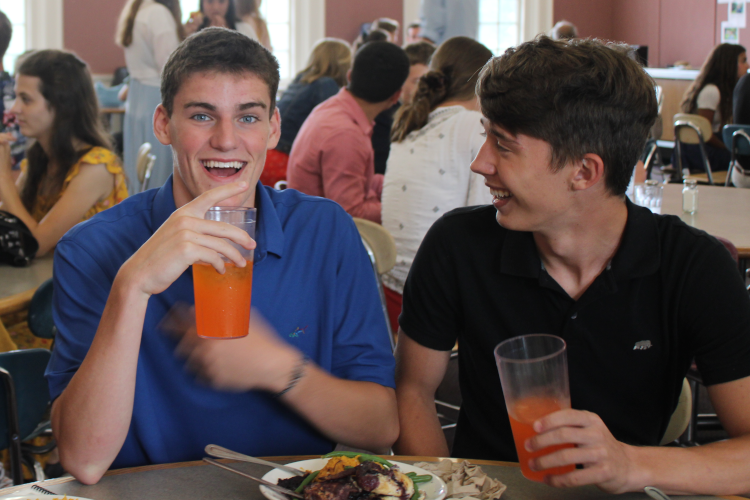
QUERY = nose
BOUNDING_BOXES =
[210,118,238,152]
[8,99,19,114]
[470,139,497,178]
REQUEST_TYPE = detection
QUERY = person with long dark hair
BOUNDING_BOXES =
[0,50,127,256]
[184,0,258,40]
[116,0,184,191]
[678,43,749,173]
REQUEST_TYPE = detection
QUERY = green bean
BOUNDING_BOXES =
[411,475,432,484]
[410,482,420,500]
[295,470,319,493]
[321,451,393,468]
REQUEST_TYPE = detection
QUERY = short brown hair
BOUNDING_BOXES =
[403,41,435,66]
[477,36,657,196]
[161,27,279,117]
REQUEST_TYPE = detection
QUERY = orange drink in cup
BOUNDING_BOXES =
[193,207,256,339]
[495,334,575,482]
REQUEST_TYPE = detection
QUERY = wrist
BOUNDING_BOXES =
[265,349,306,395]
[622,444,654,491]
[113,264,152,304]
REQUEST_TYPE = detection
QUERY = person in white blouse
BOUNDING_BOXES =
[183,0,258,41]
[116,0,184,192]
[678,43,749,174]
[381,37,494,332]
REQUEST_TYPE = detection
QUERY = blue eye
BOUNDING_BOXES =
[240,115,259,124]
[191,113,210,122]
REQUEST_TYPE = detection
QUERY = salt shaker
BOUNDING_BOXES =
[682,179,698,214]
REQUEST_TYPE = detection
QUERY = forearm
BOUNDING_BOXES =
[283,365,399,453]
[393,387,449,457]
[52,274,149,484]
[346,199,382,224]
[624,435,750,495]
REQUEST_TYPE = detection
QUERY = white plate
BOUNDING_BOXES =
[4,496,92,500]
[260,458,447,500]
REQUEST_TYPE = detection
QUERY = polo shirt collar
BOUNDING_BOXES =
[338,88,374,137]
[151,176,284,263]
[498,198,661,281]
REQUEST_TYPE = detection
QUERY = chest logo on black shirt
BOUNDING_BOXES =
[633,340,653,351]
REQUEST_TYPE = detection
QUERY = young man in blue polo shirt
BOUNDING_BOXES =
[394,37,750,495]
[47,28,397,485]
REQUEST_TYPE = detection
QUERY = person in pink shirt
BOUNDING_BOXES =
[287,41,410,223]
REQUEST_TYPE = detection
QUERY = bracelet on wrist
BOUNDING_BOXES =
[275,354,309,398]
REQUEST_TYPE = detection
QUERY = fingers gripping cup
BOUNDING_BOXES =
[494,334,575,482]
[193,207,256,339]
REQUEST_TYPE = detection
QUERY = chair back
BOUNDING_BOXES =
[660,378,692,445]
[353,218,396,275]
[722,125,750,187]
[27,279,56,339]
[674,113,712,145]
[136,142,153,191]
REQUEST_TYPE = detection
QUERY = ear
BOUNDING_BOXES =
[267,106,281,150]
[153,104,173,146]
[570,153,605,191]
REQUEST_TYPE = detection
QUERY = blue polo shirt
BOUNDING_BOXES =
[47,177,394,468]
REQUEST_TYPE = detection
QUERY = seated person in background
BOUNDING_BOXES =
[353,29,388,53]
[0,50,128,256]
[405,21,422,46]
[395,36,750,496]
[48,28,397,485]
[381,37,492,333]
[419,0,478,45]
[734,72,750,124]
[549,20,578,40]
[677,43,748,173]
[371,41,437,176]
[262,38,351,187]
[184,0,258,40]
[287,41,409,223]
[371,18,399,45]
[236,0,271,51]
[0,11,27,179]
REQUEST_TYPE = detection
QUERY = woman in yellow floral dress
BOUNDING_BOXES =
[0,50,128,257]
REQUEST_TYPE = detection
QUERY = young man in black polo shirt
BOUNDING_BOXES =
[394,36,750,495]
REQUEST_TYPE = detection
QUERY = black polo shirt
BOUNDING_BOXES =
[401,200,750,461]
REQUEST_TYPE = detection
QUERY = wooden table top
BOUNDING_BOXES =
[0,255,53,314]
[660,183,750,259]
[0,455,742,500]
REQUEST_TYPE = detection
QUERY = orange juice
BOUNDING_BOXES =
[508,396,575,482]
[193,262,253,339]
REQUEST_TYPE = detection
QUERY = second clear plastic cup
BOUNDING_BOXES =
[494,334,575,482]
[192,207,256,339]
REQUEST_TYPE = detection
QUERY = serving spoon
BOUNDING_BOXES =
[203,457,305,499]
[205,444,306,476]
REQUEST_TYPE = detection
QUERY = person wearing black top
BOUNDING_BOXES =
[394,36,750,496]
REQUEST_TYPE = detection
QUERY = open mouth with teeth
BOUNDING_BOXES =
[490,188,513,200]
[202,160,247,178]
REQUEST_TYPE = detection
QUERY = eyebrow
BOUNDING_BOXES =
[183,101,268,111]
[480,118,519,145]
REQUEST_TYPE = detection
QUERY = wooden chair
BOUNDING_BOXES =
[136,142,156,193]
[674,113,723,185]
[660,378,692,445]
[353,218,397,350]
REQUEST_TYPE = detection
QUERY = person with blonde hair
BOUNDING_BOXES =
[260,38,351,187]
[381,37,493,331]
[236,0,271,51]
[116,0,184,192]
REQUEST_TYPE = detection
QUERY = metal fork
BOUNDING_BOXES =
[31,483,55,494]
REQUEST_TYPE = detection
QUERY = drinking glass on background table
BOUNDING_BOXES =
[192,207,256,339]
[494,334,575,482]
[634,179,663,214]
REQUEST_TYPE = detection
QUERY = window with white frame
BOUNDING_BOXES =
[0,0,27,73]
[260,0,291,80]
[478,0,520,56]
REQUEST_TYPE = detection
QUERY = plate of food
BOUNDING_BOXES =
[261,453,447,500]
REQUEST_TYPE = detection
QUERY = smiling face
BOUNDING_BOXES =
[470,118,578,232]
[154,70,280,208]
[10,74,55,144]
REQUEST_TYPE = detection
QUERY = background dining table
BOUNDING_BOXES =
[0,255,54,350]
[0,455,744,500]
